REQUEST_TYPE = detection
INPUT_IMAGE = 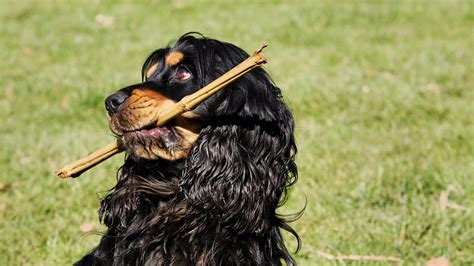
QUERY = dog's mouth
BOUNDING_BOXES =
[106,88,201,161]
[123,124,176,141]
[121,123,180,149]
[109,114,200,161]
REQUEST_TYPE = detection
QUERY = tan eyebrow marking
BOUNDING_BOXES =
[166,51,184,66]
[146,63,158,79]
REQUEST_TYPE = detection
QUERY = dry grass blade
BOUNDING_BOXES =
[426,257,450,266]
[56,43,268,179]
[439,184,469,212]
[316,250,402,263]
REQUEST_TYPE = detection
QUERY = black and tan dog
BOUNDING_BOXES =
[76,33,300,265]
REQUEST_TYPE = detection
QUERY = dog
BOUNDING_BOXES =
[76,33,300,265]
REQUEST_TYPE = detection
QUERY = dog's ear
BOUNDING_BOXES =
[181,70,298,239]
[141,48,169,81]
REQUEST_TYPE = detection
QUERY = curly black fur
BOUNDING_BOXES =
[76,33,300,265]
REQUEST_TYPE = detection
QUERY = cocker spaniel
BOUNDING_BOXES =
[76,33,300,265]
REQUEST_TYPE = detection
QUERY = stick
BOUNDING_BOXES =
[56,43,268,178]
[56,142,122,178]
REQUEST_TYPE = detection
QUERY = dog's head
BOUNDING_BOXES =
[105,35,205,161]
[106,33,282,162]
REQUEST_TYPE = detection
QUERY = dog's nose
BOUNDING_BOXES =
[105,91,129,115]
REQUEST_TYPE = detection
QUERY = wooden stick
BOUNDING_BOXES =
[56,43,267,178]
[56,142,122,178]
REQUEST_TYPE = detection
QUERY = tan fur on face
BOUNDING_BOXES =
[166,51,184,66]
[109,87,201,161]
[146,63,158,79]
[114,88,176,132]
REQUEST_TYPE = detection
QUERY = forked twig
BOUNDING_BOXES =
[56,43,268,178]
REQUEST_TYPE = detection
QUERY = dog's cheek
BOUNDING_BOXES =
[115,89,176,131]
[175,127,200,147]
[116,104,158,131]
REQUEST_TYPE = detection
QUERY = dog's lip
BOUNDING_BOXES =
[109,114,165,136]
[124,125,174,138]
[117,118,181,141]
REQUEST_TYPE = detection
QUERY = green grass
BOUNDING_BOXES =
[1,0,473,265]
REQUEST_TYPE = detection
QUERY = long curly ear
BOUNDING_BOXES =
[180,68,299,250]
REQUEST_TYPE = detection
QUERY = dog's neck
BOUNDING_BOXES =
[98,157,186,231]
[129,156,185,176]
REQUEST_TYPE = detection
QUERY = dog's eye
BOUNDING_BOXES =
[174,67,192,81]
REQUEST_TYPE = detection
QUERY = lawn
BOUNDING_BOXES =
[1,0,473,265]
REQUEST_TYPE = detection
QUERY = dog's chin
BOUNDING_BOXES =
[118,126,191,161]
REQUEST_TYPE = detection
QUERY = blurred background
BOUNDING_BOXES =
[1,0,472,264]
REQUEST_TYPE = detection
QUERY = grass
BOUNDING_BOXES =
[1,0,473,265]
